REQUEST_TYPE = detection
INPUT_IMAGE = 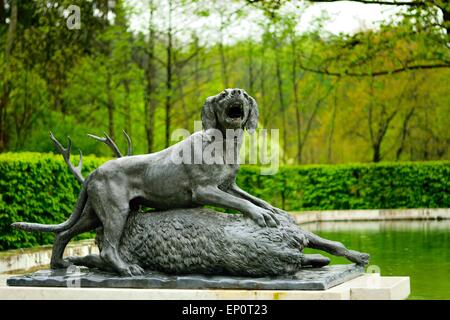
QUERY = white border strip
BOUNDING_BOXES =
[291,208,450,224]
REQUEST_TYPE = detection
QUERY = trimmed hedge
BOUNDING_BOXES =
[237,162,449,212]
[0,152,449,250]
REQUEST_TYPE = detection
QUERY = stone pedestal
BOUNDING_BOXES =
[0,273,410,300]
[6,264,364,291]
[1,264,410,300]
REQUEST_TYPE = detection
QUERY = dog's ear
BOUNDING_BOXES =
[245,95,259,134]
[201,96,217,130]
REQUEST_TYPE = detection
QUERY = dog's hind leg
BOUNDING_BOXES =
[303,230,370,266]
[50,204,99,269]
[98,212,144,276]
[89,191,144,276]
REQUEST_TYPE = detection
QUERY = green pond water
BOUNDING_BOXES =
[302,220,450,300]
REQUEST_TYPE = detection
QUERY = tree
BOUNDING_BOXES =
[307,0,450,35]
[248,0,449,35]
[247,0,450,76]
[0,0,447,163]
[0,0,17,151]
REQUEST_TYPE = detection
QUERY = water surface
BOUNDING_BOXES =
[302,220,450,300]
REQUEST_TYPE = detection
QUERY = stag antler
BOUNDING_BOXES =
[49,132,84,184]
[123,130,132,156]
[87,130,132,157]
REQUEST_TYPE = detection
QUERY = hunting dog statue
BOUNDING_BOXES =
[12,89,287,276]
[12,88,370,276]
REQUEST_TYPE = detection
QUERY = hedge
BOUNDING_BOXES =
[0,152,449,250]
[236,162,449,212]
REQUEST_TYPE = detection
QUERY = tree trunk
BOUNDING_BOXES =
[0,87,8,151]
[372,143,381,162]
[144,87,156,153]
[369,104,397,163]
[165,0,173,148]
[173,51,189,129]
[259,47,268,127]
[396,107,415,160]
[275,48,287,164]
[106,70,115,141]
[327,86,338,163]
[176,75,189,130]
[13,68,37,150]
[219,42,228,88]
[218,13,229,88]
[123,79,131,137]
[193,34,201,109]
[144,0,156,153]
[247,42,255,93]
[5,0,17,55]
[291,35,302,164]
[300,85,329,164]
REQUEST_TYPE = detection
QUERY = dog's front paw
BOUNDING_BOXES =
[258,202,283,215]
[258,202,286,216]
[248,207,280,228]
[270,206,286,215]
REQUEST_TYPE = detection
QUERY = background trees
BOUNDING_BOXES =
[0,0,448,163]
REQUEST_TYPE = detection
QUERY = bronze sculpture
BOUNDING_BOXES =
[12,88,369,278]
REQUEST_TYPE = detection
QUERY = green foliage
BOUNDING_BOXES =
[1,0,449,163]
[237,162,450,211]
[0,153,448,250]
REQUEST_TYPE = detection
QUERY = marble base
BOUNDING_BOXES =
[6,264,364,291]
[0,274,410,300]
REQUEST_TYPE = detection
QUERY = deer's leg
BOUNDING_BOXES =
[303,230,370,265]
[194,185,279,227]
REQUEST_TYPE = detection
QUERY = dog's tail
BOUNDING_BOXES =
[11,184,88,233]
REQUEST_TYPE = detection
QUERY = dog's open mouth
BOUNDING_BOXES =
[227,102,244,119]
